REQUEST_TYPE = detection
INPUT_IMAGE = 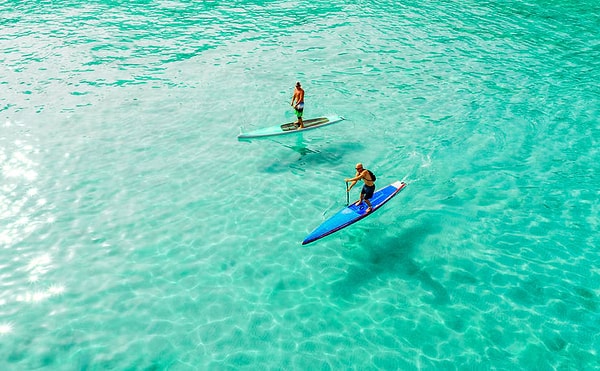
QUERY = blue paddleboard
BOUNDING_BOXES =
[302,181,407,245]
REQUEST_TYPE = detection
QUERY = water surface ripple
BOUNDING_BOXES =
[1,0,599,369]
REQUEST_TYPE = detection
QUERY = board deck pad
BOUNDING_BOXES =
[302,181,407,245]
[281,117,330,131]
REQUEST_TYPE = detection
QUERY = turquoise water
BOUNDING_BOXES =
[2,0,599,369]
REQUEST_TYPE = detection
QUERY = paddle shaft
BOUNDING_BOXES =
[345,181,349,205]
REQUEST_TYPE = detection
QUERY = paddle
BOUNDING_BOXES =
[345,181,349,206]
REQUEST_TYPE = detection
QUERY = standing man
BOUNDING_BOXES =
[291,81,305,128]
[345,163,375,213]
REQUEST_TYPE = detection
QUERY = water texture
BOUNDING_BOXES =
[1,0,599,369]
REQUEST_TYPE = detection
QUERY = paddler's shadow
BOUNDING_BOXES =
[331,217,450,306]
[274,138,364,157]
[260,141,365,174]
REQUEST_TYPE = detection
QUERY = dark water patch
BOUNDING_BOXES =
[449,269,478,285]
[574,286,598,312]
[542,333,567,353]
[444,314,467,333]
[506,287,536,307]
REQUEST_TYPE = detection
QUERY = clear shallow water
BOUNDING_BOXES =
[1,0,599,369]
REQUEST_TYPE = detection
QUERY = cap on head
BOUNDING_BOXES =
[296,81,301,87]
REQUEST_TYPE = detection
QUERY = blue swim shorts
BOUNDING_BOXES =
[361,184,375,199]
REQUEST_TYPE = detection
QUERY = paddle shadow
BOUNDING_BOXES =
[332,216,450,305]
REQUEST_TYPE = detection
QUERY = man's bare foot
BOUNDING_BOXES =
[354,200,362,206]
[366,207,372,213]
